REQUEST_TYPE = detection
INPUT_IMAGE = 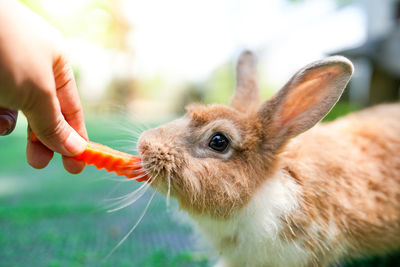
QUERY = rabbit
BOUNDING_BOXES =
[137,51,400,267]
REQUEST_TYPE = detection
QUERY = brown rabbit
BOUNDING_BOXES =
[137,51,400,267]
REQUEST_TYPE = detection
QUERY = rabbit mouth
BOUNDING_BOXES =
[141,162,180,199]
[139,150,183,196]
[137,135,191,202]
[140,147,180,176]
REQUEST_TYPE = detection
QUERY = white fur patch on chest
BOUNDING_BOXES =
[193,170,311,267]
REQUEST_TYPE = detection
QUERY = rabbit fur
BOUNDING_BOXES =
[138,51,400,267]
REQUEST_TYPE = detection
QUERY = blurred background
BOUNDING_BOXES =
[1,0,400,266]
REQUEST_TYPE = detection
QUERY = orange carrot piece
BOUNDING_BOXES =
[74,141,148,181]
[28,132,148,181]
[29,131,39,142]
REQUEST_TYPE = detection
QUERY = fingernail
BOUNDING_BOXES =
[64,131,87,155]
[0,126,11,136]
[0,116,13,136]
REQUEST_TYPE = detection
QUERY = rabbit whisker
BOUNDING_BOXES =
[166,172,171,208]
[104,183,157,259]
[105,179,150,206]
[107,172,158,212]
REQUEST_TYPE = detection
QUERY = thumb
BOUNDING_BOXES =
[0,107,18,135]
[23,92,87,156]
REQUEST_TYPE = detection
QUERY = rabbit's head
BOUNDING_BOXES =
[138,51,353,218]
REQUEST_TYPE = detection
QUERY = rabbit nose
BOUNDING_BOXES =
[137,130,154,156]
[138,133,177,173]
[137,128,167,155]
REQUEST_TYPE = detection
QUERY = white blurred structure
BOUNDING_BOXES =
[122,0,366,86]
[335,0,400,106]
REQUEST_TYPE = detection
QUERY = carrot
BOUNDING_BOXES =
[29,131,39,142]
[28,131,148,181]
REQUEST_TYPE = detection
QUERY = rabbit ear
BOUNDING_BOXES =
[258,56,353,147]
[230,51,260,113]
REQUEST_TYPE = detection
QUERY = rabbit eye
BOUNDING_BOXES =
[209,133,230,152]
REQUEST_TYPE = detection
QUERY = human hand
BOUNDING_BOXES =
[0,0,88,174]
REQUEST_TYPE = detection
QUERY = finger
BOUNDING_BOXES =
[53,55,88,139]
[23,87,87,157]
[62,155,86,174]
[26,137,54,169]
[53,56,88,173]
[0,107,18,135]
[26,125,54,168]
[28,125,85,174]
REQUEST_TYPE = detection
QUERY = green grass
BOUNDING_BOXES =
[323,101,360,122]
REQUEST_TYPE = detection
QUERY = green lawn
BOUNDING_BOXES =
[0,115,210,267]
[1,104,399,267]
